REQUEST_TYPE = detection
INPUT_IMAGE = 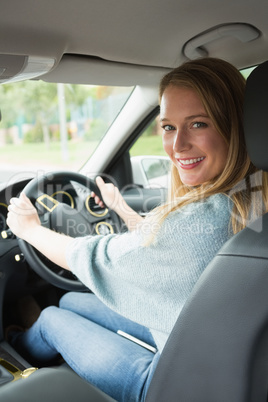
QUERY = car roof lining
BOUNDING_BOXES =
[1,0,268,85]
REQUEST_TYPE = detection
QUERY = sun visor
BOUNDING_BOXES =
[41,54,170,86]
[0,54,55,84]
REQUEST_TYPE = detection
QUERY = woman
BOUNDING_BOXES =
[7,58,266,402]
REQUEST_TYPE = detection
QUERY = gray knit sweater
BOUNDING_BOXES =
[66,193,232,352]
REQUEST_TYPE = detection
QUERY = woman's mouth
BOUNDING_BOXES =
[177,156,205,169]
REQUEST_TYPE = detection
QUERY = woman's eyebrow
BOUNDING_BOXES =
[185,113,209,120]
[160,113,209,123]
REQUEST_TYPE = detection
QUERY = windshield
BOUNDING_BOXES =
[0,81,133,184]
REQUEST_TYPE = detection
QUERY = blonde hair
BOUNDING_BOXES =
[147,58,268,242]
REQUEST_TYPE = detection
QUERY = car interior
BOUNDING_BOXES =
[0,0,268,400]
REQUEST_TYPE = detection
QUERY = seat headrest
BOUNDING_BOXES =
[244,60,268,171]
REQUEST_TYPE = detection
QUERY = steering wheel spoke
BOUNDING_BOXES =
[39,212,51,228]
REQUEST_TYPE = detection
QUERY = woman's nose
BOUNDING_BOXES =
[173,130,190,152]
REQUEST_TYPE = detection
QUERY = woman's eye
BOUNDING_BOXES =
[192,122,207,129]
[162,124,175,132]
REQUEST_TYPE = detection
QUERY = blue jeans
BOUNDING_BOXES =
[11,292,160,402]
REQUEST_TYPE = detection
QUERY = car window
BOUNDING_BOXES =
[130,117,171,188]
[240,66,256,78]
[0,81,133,183]
[130,116,166,158]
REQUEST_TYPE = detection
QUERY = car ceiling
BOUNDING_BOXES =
[0,0,268,86]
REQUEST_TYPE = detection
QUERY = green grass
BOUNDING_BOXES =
[0,136,166,171]
[129,135,166,157]
[0,141,98,169]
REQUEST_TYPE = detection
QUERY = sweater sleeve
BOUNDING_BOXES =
[66,193,232,343]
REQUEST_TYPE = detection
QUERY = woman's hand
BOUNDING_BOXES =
[7,192,41,240]
[91,176,122,211]
[92,176,143,231]
[7,192,72,270]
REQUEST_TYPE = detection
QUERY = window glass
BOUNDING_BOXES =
[130,117,171,188]
[0,81,133,183]
[130,116,166,157]
[241,66,256,79]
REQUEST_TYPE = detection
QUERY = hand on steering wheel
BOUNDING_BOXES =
[14,171,120,291]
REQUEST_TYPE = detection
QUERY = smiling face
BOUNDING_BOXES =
[160,85,229,187]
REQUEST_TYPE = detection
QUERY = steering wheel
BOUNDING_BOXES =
[17,171,120,291]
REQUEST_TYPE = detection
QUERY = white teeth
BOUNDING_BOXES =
[180,157,204,165]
